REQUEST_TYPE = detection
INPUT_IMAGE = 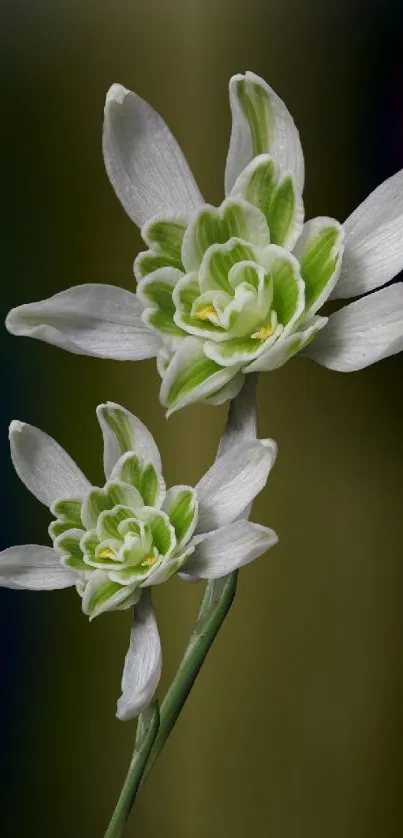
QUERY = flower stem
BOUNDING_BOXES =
[142,569,238,783]
[104,700,160,838]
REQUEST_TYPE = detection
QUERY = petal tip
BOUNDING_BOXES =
[9,419,25,438]
[105,82,130,110]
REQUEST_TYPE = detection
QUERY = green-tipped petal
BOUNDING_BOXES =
[225,71,304,195]
[231,154,304,249]
[111,452,166,507]
[293,218,344,316]
[82,570,136,619]
[205,322,282,367]
[159,337,242,415]
[142,214,187,259]
[181,198,270,272]
[245,316,327,372]
[137,268,184,337]
[261,245,305,335]
[96,402,162,479]
[54,528,87,571]
[96,505,135,540]
[162,486,198,548]
[199,238,258,293]
[136,508,176,558]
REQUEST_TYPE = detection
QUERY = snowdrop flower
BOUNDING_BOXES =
[0,402,277,718]
[7,72,403,413]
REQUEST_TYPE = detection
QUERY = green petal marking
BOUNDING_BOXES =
[199,239,257,293]
[139,509,176,557]
[54,528,87,570]
[106,480,143,510]
[97,505,135,540]
[83,575,129,619]
[172,274,200,313]
[293,218,344,316]
[138,271,184,337]
[143,218,187,259]
[204,332,277,366]
[135,216,187,279]
[135,250,183,279]
[100,407,133,459]
[52,498,83,527]
[111,453,162,507]
[165,354,223,408]
[263,246,305,332]
[269,176,297,247]
[182,199,270,272]
[163,486,198,547]
[235,76,273,156]
[231,156,303,248]
[139,463,159,506]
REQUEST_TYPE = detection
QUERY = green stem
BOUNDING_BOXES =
[142,569,238,783]
[104,700,160,838]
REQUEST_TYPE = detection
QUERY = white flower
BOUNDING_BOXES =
[0,401,277,718]
[6,72,403,412]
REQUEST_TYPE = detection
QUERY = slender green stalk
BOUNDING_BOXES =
[104,700,160,838]
[143,570,238,782]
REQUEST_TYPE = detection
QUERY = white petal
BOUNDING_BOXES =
[0,545,76,590]
[196,437,277,533]
[103,83,204,227]
[305,283,403,371]
[116,591,162,721]
[5,284,161,360]
[96,402,162,479]
[180,521,278,580]
[9,420,90,507]
[334,168,403,298]
[216,374,258,458]
[225,71,304,196]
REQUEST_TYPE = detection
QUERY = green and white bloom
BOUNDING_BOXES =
[7,71,403,412]
[0,401,277,718]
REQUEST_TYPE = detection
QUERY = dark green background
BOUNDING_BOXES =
[1,1,403,835]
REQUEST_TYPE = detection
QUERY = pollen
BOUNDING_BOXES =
[252,324,275,341]
[194,305,216,321]
[98,547,116,560]
[141,554,158,569]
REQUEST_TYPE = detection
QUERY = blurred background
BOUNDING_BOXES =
[1,0,403,835]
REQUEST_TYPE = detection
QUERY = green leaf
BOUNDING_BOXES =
[163,486,198,547]
[293,218,344,316]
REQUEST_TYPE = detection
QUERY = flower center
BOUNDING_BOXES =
[98,547,116,560]
[251,324,274,341]
[194,305,217,322]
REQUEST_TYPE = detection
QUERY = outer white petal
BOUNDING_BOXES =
[180,521,278,581]
[9,420,90,507]
[195,437,277,533]
[5,284,161,361]
[103,83,204,227]
[0,545,76,590]
[334,169,403,298]
[96,402,162,479]
[225,71,304,196]
[305,283,403,371]
[116,591,162,721]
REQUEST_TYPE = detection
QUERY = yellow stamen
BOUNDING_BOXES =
[141,554,158,569]
[98,548,116,561]
[194,305,216,321]
[251,324,274,341]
